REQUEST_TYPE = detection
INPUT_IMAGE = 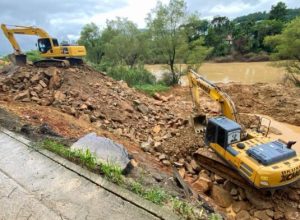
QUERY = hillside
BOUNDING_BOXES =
[233,8,300,23]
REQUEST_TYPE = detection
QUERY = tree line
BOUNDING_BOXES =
[78,0,300,86]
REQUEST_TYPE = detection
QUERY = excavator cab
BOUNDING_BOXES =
[37,38,58,53]
[205,116,242,148]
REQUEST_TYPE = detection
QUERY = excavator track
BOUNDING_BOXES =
[66,58,84,66]
[194,148,254,191]
[34,59,70,68]
[33,58,84,68]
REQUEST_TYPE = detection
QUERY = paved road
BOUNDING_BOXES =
[0,130,164,220]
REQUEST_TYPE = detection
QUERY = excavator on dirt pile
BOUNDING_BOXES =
[1,24,86,67]
[188,69,300,190]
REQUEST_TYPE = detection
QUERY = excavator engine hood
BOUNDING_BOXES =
[247,140,297,165]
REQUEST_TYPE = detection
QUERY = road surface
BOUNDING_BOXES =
[0,129,176,220]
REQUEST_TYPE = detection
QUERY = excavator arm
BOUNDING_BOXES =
[187,69,238,122]
[1,24,50,55]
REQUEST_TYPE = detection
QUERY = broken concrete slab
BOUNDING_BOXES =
[71,133,130,170]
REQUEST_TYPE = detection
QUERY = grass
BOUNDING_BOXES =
[40,139,212,219]
[42,139,97,170]
[171,198,200,219]
[209,213,223,220]
[134,84,170,96]
[144,188,169,205]
[42,139,124,184]
[100,162,124,185]
[129,181,168,205]
[129,181,144,194]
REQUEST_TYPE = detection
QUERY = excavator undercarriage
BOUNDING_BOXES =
[194,148,253,191]
[33,57,84,68]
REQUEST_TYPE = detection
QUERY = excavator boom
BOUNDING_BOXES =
[1,24,50,54]
[187,69,238,130]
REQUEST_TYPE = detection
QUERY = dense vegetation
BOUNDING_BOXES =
[234,8,300,23]
[77,0,299,86]
[78,0,212,86]
[265,17,300,86]
[10,1,297,87]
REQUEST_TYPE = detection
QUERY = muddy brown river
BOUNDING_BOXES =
[146,62,286,85]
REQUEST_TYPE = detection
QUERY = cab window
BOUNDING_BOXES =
[217,127,226,148]
[38,38,52,53]
[52,39,59,46]
[206,122,216,143]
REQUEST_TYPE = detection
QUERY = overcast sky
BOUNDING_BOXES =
[0,0,299,56]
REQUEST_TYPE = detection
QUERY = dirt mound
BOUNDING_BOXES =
[0,65,189,151]
[220,83,300,126]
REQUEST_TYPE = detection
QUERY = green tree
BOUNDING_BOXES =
[205,16,233,57]
[264,17,300,85]
[184,37,212,69]
[78,23,104,64]
[182,14,209,42]
[234,8,300,23]
[252,20,283,52]
[147,0,210,84]
[269,2,287,21]
[232,20,255,54]
[234,12,269,23]
[102,18,148,68]
[146,0,188,84]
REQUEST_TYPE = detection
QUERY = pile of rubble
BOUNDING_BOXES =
[180,158,300,220]
[1,65,300,219]
[0,66,194,163]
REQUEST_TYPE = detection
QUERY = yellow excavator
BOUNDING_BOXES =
[188,69,300,189]
[1,24,86,67]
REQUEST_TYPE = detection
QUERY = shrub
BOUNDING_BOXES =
[212,55,235,63]
[134,84,169,96]
[158,70,184,86]
[26,50,42,62]
[107,66,156,86]
[243,51,270,62]
[89,61,112,72]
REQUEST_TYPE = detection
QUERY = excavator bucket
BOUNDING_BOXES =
[190,114,206,133]
[9,54,27,66]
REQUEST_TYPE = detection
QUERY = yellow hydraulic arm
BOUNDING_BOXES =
[1,24,50,55]
[187,69,238,122]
